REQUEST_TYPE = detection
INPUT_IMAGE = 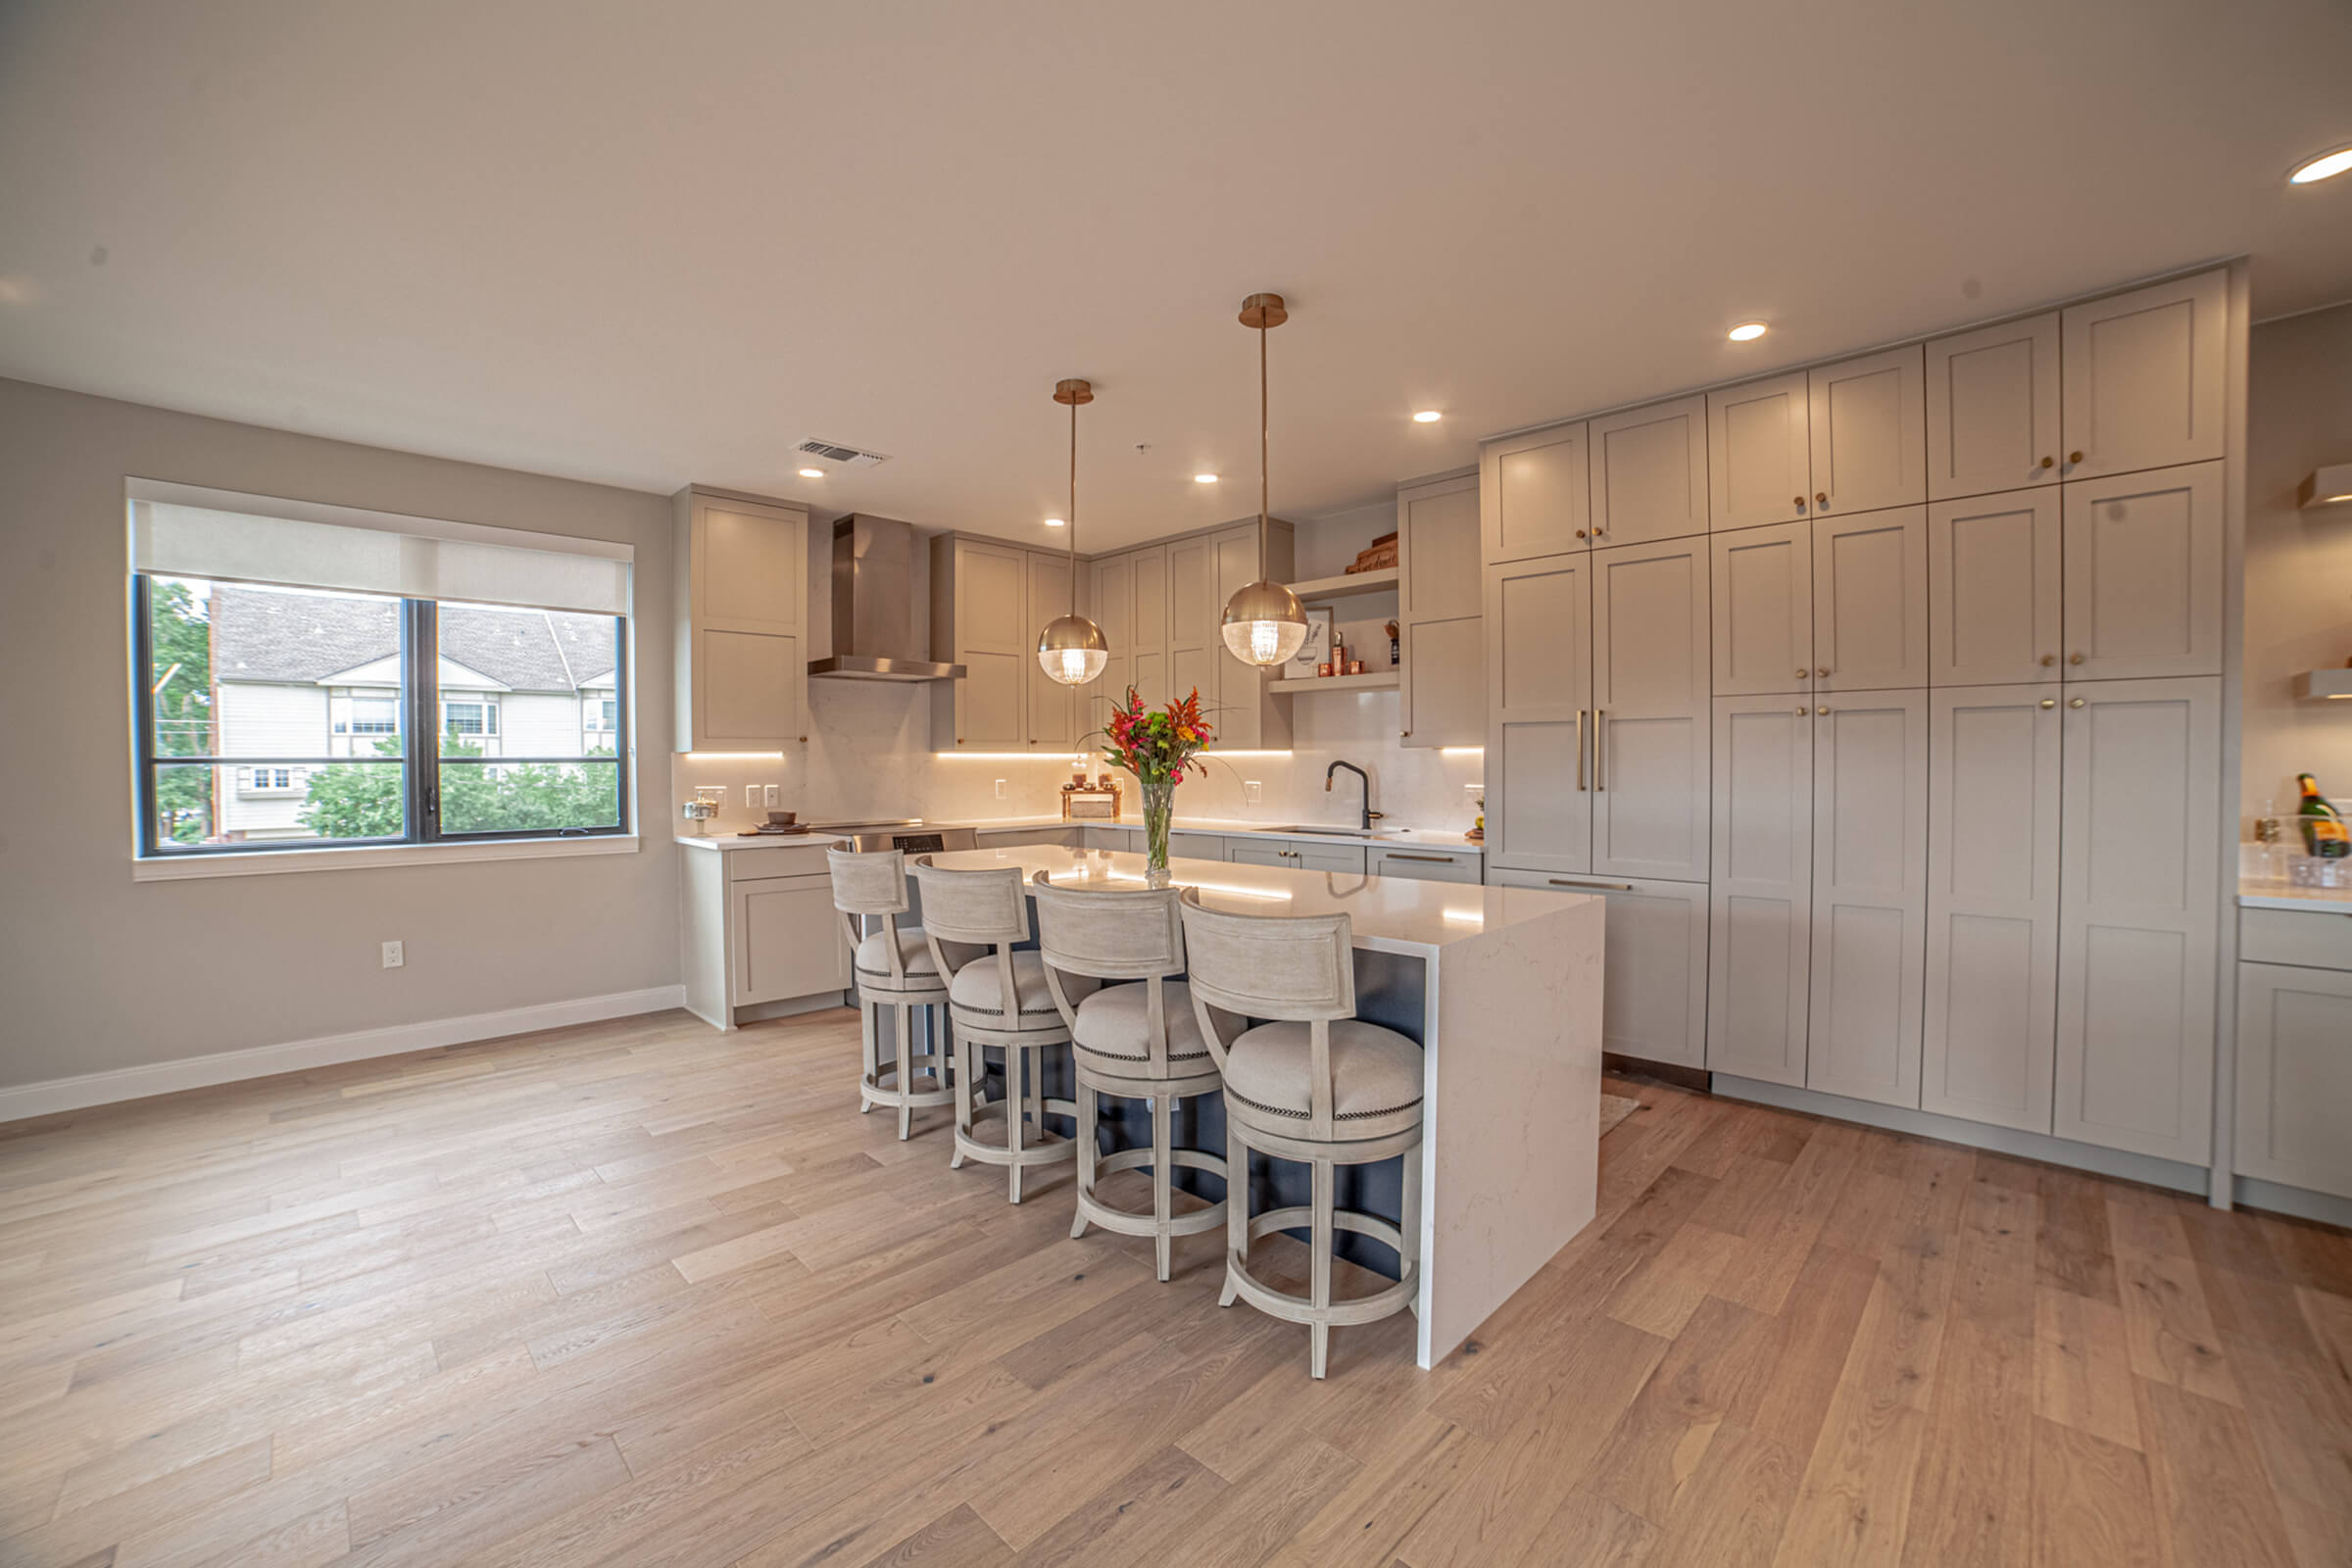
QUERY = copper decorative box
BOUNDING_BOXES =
[1062,782,1122,820]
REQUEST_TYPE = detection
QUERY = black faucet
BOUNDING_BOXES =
[1325,760,1384,831]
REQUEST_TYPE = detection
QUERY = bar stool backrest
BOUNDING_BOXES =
[1178,889,1355,1136]
[827,848,913,983]
[1032,875,1187,1070]
[908,858,1032,1017]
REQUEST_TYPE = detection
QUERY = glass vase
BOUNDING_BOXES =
[1140,771,1176,887]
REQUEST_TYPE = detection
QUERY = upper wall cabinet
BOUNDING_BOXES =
[1482,422,1591,562]
[1589,395,1709,546]
[1813,505,1928,692]
[1398,474,1483,750]
[1708,371,1813,532]
[1806,345,1926,515]
[1710,520,1813,697]
[1090,543,1171,711]
[1024,551,1078,751]
[2060,460,2225,681]
[1925,312,2062,500]
[1166,520,1293,750]
[673,487,808,752]
[2061,270,2228,481]
[930,536,1033,752]
[1093,550,1137,708]
[1484,552,1594,874]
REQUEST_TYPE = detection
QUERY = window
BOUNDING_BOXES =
[131,481,633,859]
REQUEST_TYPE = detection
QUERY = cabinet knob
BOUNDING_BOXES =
[1575,529,1587,539]
[1793,496,1807,511]
[2068,652,2084,665]
[1816,667,1831,677]
[2039,456,2055,469]
[1795,707,1809,716]
[1816,706,1830,715]
[2068,698,2085,709]
[2039,698,2056,710]
[1796,667,1809,678]
[1592,527,1605,537]
[2068,450,2084,465]
[2039,655,2056,666]
[1815,492,1828,505]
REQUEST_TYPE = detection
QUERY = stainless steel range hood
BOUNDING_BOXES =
[807,515,965,681]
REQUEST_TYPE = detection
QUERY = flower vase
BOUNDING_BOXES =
[1140,772,1176,887]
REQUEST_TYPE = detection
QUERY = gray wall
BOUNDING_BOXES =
[2242,302,2352,828]
[0,376,680,1091]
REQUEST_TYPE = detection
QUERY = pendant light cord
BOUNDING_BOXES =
[1258,315,1270,557]
[1068,394,1078,614]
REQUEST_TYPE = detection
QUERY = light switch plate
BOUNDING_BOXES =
[764,784,780,808]
[994,779,1007,801]
[381,940,404,969]
[1244,780,1262,805]
[744,785,760,808]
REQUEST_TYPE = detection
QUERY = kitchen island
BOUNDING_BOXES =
[922,843,1603,1368]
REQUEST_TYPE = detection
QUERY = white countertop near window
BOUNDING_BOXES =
[2238,878,2352,912]
[674,814,1483,854]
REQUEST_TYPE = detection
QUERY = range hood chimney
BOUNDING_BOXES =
[807,515,965,681]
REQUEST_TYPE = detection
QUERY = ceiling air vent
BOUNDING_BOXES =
[796,438,891,468]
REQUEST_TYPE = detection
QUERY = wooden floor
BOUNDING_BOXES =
[1,1009,2347,1568]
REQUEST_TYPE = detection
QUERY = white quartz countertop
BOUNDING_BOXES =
[2238,877,2352,911]
[676,814,1483,853]
[919,844,1581,956]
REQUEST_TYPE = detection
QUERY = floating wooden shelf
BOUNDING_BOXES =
[1268,669,1400,695]
[2292,667,2352,700]
[1286,566,1398,602]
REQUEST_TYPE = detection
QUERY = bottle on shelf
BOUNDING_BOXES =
[2297,772,2350,858]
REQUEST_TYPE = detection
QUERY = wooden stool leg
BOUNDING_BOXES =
[894,1004,913,1141]
[1309,1157,1335,1380]
[1401,1142,1423,1317]
[1005,1044,1026,1205]
[1220,1120,1247,1308]
[1151,1091,1174,1283]
[1071,1079,1096,1240]
[950,1025,972,1169]
[858,1000,878,1112]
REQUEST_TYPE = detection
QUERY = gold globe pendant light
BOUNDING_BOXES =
[1037,377,1110,686]
[1218,291,1309,666]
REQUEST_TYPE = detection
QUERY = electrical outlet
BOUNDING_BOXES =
[764,783,780,808]
[994,779,1007,801]
[744,785,759,808]
[1244,780,1262,805]
[381,940,404,969]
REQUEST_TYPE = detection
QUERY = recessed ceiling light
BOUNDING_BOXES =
[1728,321,1769,342]
[1195,472,1219,483]
[797,466,824,478]
[1044,516,1066,527]
[2288,146,2352,184]
[1413,410,1442,423]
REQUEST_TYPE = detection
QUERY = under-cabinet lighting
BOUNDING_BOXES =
[798,467,825,478]
[1194,472,1219,484]
[1440,747,1485,756]
[685,752,785,760]
[2297,465,2352,509]
[1728,321,1769,342]
[1412,411,1443,423]
[1044,517,1066,527]
[2288,147,2352,184]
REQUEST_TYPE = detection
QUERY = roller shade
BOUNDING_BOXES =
[126,478,632,616]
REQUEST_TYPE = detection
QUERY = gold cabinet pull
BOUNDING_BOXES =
[1817,706,1830,715]
[1815,491,1829,505]
[2068,698,2085,709]
[2039,456,2055,469]
[1594,710,1606,791]
[2069,653,2085,665]
[2068,450,2084,465]
[1575,709,1587,791]
[2040,655,2056,666]
[2039,698,2057,710]
[1547,876,1634,892]
[1793,496,1807,511]
[1816,666,1831,677]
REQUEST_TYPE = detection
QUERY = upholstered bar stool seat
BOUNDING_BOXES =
[1178,888,1424,1379]
[827,849,954,1140]
[912,858,1093,1203]
[1033,875,1227,1282]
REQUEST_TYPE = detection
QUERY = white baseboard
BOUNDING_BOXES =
[0,985,688,1125]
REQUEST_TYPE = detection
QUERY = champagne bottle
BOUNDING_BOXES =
[2297,772,2350,858]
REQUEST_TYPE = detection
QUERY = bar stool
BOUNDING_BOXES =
[826,849,953,1140]
[910,858,1098,1202]
[1031,873,1228,1282]
[1177,888,1424,1379]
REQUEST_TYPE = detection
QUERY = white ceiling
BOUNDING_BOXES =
[4,0,2350,552]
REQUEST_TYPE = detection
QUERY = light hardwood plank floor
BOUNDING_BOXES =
[0,1006,2345,1567]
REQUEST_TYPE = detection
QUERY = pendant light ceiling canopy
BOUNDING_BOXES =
[1037,376,1110,686]
[1220,292,1309,667]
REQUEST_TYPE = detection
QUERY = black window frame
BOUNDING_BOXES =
[133,576,631,859]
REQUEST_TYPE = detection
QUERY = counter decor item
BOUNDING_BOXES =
[1346,530,1398,573]
[2297,771,2348,858]
[1288,606,1335,676]
[1060,775,1121,819]
[1101,685,1213,885]
[681,790,720,836]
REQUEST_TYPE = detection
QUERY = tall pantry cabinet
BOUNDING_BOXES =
[1482,265,2240,1177]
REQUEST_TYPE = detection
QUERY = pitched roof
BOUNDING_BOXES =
[209,586,614,693]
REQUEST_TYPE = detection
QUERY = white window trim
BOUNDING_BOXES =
[133,833,641,883]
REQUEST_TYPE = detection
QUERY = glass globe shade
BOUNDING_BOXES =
[1217,579,1309,666]
[1037,613,1109,685]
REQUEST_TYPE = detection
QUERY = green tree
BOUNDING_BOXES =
[147,581,215,842]
[299,738,619,839]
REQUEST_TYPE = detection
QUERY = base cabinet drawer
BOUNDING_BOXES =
[2235,961,2352,1200]
[726,843,839,881]
[977,827,1081,850]
[1489,868,1708,1069]
[733,874,850,1006]
[1169,832,1226,860]
[2239,906,2352,971]
[1370,846,1484,884]
[1230,840,1368,874]
[1084,826,1140,853]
